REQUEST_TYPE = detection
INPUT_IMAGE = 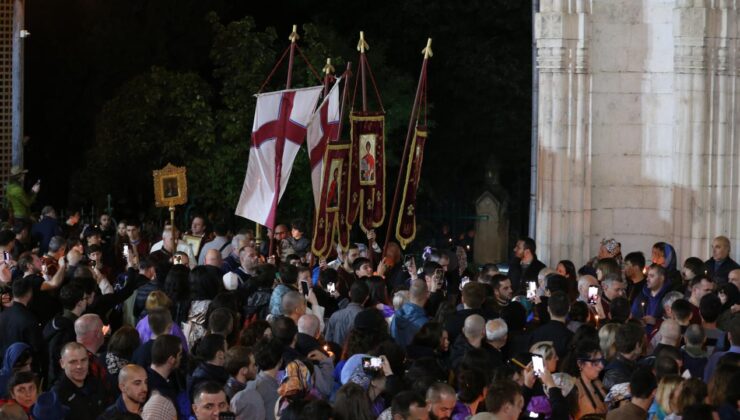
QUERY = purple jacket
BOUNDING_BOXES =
[136,315,189,352]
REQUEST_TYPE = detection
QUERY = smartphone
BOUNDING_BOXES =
[218,412,236,420]
[362,356,383,371]
[123,245,129,258]
[459,276,471,290]
[327,282,336,294]
[2,251,8,261]
[173,255,183,265]
[90,260,97,269]
[300,280,310,296]
[528,412,540,419]
[588,286,599,305]
[532,354,545,376]
[527,281,537,300]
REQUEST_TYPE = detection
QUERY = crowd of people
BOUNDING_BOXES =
[0,183,739,419]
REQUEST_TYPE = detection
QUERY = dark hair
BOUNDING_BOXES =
[545,274,568,293]
[254,264,278,289]
[107,326,140,360]
[624,251,646,269]
[7,371,36,394]
[213,223,227,237]
[366,278,389,306]
[254,338,283,370]
[189,266,221,300]
[486,379,522,413]
[615,322,644,354]
[343,324,391,360]
[191,334,226,371]
[317,268,338,288]
[459,349,494,384]
[208,307,234,336]
[457,369,486,404]
[422,261,442,278]
[70,277,96,296]
[649,263,667,278]
[85,244,102,255]
[16,252,35,273]
[700,293,722,323]
[163,264,191,302]
[729,316,740,346]
[411,322,445,351]
[569,301,589,323]
[719,283,740,312]
[300,400,334,419]
[557,260,577,282]
[271,316,298,347]
[518,237,536,254]
[630,367,657,398]
[279,264,298,286]
[125,219,141,228]
[490,274,510,292]
[59,284,85,310]
[239,320,271,348]
[548,291,570,317]
[224,345,253,377]
[596,258,620,278]
[462,282,486,309]
[351,257,371,274]
[671,299,693,322]
[349,280,370,304]
[724,371,740,406]
[609,297,631,323]
[563,338,601,376]
[654,355,679,380]
[290,219,305,234]
[683,257,707,279]
[334,383,375,420]
[391,391,426,418]
[151,335,182,365]
[192,380,225,402]
[11,276,32,298]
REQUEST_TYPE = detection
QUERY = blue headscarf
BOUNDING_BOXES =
[0,342,31,398]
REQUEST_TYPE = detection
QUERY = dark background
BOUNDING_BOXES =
[22,0,532,245]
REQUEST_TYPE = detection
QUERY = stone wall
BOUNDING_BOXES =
[535,0,740,266]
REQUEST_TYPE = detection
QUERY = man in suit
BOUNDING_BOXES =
[705,236,739,285]
[507,237,546,294]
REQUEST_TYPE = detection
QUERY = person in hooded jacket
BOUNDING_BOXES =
[186,333,229,400]
[390,279,430,348]
[0,343,33,399]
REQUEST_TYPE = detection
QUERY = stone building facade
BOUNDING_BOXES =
[535,0,740,265]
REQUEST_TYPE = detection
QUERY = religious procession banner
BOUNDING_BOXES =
[347,112,386,233]
[306,79,341,209]
[311,144,351,257]
[395,126,427,249]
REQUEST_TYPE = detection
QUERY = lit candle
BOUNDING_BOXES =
[595,315,600,327]
[642,266,647,275]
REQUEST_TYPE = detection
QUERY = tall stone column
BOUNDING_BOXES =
[535,0,592,265]
[672,1,740,260]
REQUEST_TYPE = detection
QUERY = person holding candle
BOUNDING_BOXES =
[631,264,672,333]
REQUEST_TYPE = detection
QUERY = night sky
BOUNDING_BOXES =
[22,0,531,241]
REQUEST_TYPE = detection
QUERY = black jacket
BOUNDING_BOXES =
[528,319,574,359]
[53,374,106,420]
[0,302,44,366]
[705,257,740,285]
[444,308,499,344]
[449,334,503,371]
[43,310,79,386]
[186,362,229,399]
[508,257,547,293]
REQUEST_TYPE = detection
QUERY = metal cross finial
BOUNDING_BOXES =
[289,24,300,43]
[323,58,335,75]
[357,31,369,53]
[422,38,433,58]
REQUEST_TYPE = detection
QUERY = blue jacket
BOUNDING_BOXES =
[269,284,294,316]
[31,217,62,255]
[390,302,428,347]
[630,280,671,331]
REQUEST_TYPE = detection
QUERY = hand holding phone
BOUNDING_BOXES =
[532,354,545,377]
[588,286,599,305]
[300,280,310,296]
[527,281,537,300]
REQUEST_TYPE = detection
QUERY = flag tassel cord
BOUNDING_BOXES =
[383,38,432,254]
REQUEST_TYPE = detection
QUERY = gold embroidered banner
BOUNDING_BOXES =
[347,112,386,233]
[311,144,351,258]
[395,126,427,249]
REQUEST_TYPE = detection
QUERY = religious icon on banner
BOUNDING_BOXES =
[326,159,343,211]
[153,163,188,208]
[360,135,376,184]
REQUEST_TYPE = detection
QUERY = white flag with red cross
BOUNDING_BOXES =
[235,86,323,228]
[306,78,341,209]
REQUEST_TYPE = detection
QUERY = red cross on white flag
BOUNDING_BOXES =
[235,86,323,228]
[306,78,341,209]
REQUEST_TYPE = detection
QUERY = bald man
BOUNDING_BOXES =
[204,249,222,268]
[451,314,502,369]
[74,313,109,384]
[53,342,106,420]
[101,364,148,417]
[653,319,681,356]
[296,314,324,357]
[706,236,740,284]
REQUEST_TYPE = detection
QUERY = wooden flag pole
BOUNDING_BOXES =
[357,31,369,112]
[383,38,432,253]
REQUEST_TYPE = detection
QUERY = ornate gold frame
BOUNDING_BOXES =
[153,163,188,208]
